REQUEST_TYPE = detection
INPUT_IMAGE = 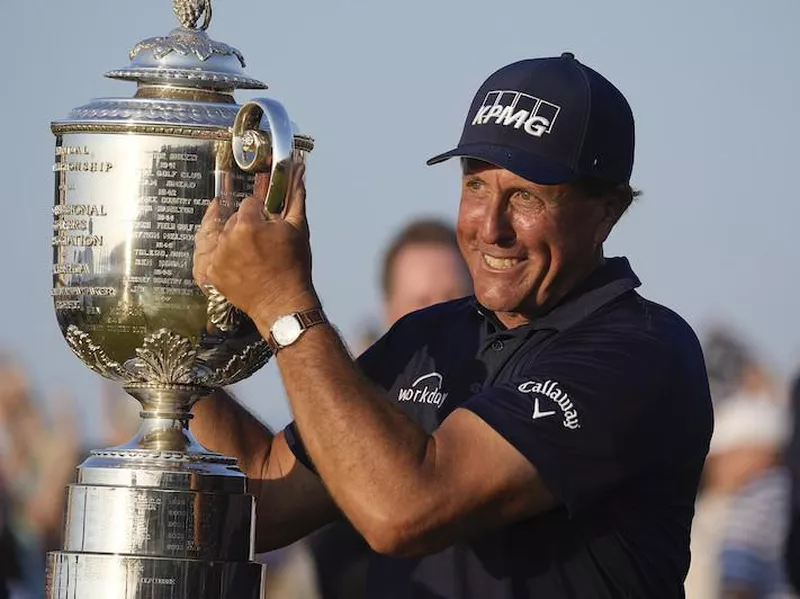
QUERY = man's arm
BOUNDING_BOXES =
[192,389,340,552]
[196,188,557,555]
[259,309,557,556]
[200,177,668,558]
[191,183,339,552]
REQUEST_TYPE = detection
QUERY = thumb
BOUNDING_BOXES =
[284,163,307,231]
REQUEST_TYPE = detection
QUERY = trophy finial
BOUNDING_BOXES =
[109,0,266,89]
[173,0,212,30]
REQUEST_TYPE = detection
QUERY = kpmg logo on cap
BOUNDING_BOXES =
[471,90,561,138]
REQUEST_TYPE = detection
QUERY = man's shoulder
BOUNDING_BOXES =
[392,296,478,332]
[526,290,710,404]
[573,290,703,358]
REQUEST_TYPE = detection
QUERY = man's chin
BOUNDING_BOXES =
[474,289,522,314]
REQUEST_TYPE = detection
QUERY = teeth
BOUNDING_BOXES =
[483,255,519,269]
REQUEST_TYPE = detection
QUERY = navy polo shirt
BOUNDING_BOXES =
[286,257,713,599]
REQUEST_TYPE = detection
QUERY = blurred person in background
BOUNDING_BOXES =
[0,359,82,598]
[381,218,472,328]
[686,330,795,599]
[305,218,472,599]
[0,477,25,599]
[350,218,472,355]
[0,371,140,599]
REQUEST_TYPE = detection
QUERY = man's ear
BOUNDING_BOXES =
[593,196,623,245]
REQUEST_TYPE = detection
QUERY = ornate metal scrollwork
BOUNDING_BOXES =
[65,325,133,382]
[129,1,245,67]
[127,329,201,385]
[202,340,272,387]
[130,30,245,65]
[65,325,270,388]
[205,285,242,333]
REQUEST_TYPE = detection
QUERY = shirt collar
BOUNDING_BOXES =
[472,257,641,335]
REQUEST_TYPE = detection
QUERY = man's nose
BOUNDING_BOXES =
[479,195,515,247]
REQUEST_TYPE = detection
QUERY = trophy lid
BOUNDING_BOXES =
[105,0,267,91]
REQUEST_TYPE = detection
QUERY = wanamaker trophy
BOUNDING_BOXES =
[47,1,312,596]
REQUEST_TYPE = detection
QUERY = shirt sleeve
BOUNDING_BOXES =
[462,324,684,515]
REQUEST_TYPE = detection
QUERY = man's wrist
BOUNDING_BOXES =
[252,288,322,338]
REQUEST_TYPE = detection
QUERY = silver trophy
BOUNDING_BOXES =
[47,1,312,596]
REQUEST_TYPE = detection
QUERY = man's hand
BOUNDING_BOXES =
[192,197,225,293]
[198,164,318,326]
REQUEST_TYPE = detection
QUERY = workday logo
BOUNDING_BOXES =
[471,90,561,138]
[398,372,449,408]
[517,379,580,430]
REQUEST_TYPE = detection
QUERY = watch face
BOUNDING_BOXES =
[273,314,303,346]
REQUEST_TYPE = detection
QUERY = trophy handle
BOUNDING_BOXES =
[232,98,295,215]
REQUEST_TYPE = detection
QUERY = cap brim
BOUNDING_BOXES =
[426,143,578,185]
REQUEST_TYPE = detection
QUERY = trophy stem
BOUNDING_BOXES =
[120,385,211,454]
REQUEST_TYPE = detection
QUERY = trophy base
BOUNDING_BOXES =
[45,552,265,599]
[46,431,265,599]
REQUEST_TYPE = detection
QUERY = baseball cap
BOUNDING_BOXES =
[427,53,635,185]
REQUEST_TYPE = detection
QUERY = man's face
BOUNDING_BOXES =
[457,161,615,327]
[385,243,471,327]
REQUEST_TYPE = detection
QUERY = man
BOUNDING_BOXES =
[192,53,713,598]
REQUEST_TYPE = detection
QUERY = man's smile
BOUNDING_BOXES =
[481,253,524,271]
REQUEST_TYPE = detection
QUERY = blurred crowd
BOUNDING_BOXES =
[1,217,798,599]
[0,367,140,598]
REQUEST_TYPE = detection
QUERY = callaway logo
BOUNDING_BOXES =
[472,90,561,138]
[532,397,556,420]
[398,372,449,407]
[517,379,580,430]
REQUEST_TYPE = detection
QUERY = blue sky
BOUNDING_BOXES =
[2,0,798,441]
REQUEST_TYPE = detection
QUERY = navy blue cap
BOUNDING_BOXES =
[427,53,635,185]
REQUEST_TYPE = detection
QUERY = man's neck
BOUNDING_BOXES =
[494,254,606,329]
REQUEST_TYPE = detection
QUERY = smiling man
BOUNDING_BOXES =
[192,53,713,598]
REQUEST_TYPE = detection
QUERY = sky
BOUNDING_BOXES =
[1,0,799,443]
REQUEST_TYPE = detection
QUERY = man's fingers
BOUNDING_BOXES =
[199,198,225,235]
[254,172,270,203]
[284,163,307,230]
[238,195,267,223]
[220,210,239,236]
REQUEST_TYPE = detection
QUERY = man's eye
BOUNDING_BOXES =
[466,180,483,190]
[518,190,532,201]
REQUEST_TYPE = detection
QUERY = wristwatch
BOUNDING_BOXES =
[266,308,327,354]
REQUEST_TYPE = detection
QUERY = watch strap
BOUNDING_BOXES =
[296,307,327,329]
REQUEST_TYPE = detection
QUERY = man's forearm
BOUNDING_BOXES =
[267,320,434,549]
[191,388,274,479]
[192,388,341,552]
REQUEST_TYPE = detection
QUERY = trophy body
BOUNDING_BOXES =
[46,2,311,597]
